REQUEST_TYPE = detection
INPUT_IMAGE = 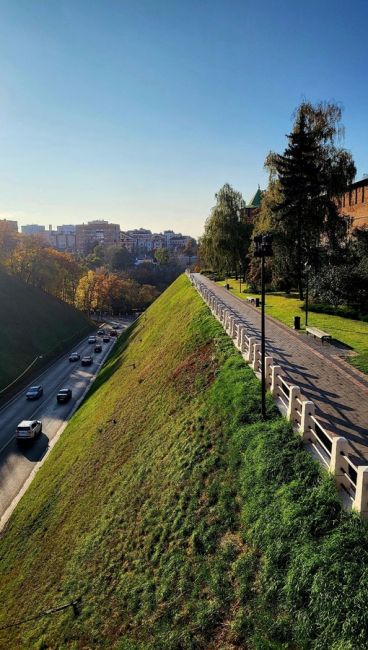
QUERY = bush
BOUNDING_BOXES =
[310,264,368,313]
[302,302,360,320]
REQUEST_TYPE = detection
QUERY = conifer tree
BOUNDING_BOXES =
[268,102,356,298]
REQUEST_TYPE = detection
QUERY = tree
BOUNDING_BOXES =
[181,239,197,265]
[200,184,252,278]
[75,270,98,314]
[0,221,19,266]
[155,248,170,265]
[110,246,134,271]
[85,244,106,269]
[267,101,356,298]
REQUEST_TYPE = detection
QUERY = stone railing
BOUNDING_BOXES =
[188,272,368,518]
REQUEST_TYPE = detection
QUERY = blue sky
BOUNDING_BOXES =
[0,0,367,237]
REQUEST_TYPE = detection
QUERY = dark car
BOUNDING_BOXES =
[103,336,110,343]
[81,355,93,366]
[97,329,105,335]
[69,352,80,362]
[26,385,43,400]
[57,388,72,403]
[110,330,118,337]
[94,344,102,353]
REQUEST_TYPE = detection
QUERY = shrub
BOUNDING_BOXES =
[302,302,360,320]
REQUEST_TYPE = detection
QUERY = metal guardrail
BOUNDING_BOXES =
[188,272,368,518]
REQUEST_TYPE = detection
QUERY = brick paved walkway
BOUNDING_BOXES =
[195,274,368,460]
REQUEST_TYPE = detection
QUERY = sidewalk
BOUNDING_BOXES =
[195,274,368,460]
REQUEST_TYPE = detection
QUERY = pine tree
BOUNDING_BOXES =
[269,102,356,298]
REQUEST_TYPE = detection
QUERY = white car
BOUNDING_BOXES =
[88,336,97,344]
[16,420,42,441]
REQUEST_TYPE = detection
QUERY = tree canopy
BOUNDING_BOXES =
[262,101,356,297]
[200,183,252,278]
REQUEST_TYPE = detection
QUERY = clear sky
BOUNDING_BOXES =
[0,0,367,237]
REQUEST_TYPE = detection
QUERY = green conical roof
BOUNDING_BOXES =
[247,186,263,208]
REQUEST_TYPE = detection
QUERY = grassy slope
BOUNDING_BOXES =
[0,267,92,391]
[217,278,368,374]
[1,276,368,649]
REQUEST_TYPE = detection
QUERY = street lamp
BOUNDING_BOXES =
[254,233,273,419]
[304,262,312,327]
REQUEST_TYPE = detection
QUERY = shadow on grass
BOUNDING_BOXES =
[330,339,354,351]
[83,320,140,404]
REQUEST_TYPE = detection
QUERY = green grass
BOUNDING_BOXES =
[1,275,368,649]
[217,278,368,374]
[0,267,93,392]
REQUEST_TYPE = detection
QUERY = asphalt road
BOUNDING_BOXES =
[0,318,132,521]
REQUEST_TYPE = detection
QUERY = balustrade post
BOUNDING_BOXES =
[287,386,301,423]
[299,400,315,441]
[252,343,261,372]
[353,467,368,518]
[270,365,282,397]
[330,437,350,476]
[265,356,274,389]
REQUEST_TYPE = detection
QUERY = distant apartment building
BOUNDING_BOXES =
[21,224,46,235]
[0,218,18,231]
[121,228,195,254]
[164,232,195,252]
[120,232,135,252]
[75,220,121,253]
[42,226,76,252]
[124,228,155,251]
[56,224,76,234]
[340,177,368,230]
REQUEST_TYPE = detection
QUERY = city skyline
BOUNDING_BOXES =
[0,1,367,237]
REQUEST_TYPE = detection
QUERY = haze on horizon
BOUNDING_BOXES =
[0,0,367,238]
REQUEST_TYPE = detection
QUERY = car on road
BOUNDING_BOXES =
[56,388,72,403]
[81,355,93,366]
[26,385,43,400]
[103,336,110,343]
[16,419,42,441]
[88,336,97,344]
[69,352,80,362]
[97,329,105,335]
[110,330,118,337]
[94,344,102,353]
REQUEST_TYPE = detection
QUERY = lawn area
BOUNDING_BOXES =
[216,277,368,374]
[2,275,368,649]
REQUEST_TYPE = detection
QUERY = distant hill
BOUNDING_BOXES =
[0,267,92,392]
[1,274,368,649]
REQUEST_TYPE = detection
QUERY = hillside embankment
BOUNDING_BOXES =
[1,275,368,649]
[0,267,93,394]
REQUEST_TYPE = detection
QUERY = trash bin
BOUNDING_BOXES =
[293,316,301,330]
[255,298,260,307]
[226,283,230,290]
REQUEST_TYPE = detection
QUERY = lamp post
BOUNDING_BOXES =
[254,234,273,419]
[304,262,311,327]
